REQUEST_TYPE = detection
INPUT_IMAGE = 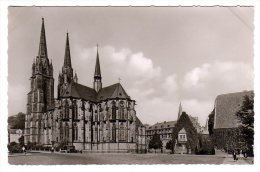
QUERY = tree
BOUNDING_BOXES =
[236,94,254,155]
[18,135,24,146]
[166,139,176,153]
[208,109,215,135]
[172,112,199,154]
[148,133,162,153]
[8,112,26,129]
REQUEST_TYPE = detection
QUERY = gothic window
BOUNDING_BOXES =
[119,101,124,120]
[65,123,69,143]
[112,123,116,142]
[64,100,69,119]
[112,101,116,120]
[73,123,78,141]
[72,101,78,120]
[119,122,125,141]
[95,126,98,142]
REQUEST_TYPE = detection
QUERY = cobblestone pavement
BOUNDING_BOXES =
[9,152,228,165]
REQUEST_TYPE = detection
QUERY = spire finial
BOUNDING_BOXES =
[118,77,122,83]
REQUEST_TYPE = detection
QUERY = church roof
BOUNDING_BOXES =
[60,82,97,101]
[214,90,253,129]
[97,83,130,101]
[147,121,177,130]
[136,116,144,128]
[61,82,130,102]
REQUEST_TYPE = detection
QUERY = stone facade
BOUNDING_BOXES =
[24,18,144,152]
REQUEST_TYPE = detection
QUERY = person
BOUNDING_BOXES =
[233,150,237,161]
[22,146,26,154]
[51,146,54,153]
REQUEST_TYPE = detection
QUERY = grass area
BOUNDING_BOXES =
[9,152,226,165]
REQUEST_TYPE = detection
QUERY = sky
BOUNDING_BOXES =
[8,6,254,126]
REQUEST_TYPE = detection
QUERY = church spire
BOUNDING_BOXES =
[94,44,101,78]
[93,44,102,92]
[61,32,73,85]
[178,102,182,120]
[63,32,72,68]
[38,18,48,58]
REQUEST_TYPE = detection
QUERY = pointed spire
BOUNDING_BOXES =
[38,18,48,58]
[178,102,182,120]
[94,44,101,78]
[63,32,72,68]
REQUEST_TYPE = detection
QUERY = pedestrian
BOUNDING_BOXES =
[22,146,26,154]
[51,146,54,153]
[233,150,237,161]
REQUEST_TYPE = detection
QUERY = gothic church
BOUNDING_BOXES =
[24,18,145,152]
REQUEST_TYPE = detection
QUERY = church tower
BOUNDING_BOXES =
[25,18,54,144]
[93,45,102,92]
[58,33,76,98]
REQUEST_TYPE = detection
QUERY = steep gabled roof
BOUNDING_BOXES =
[97,83,130,101]
[214,90,254,129]
[178,127,186,134]
[60,82,97,102]
[60,82,131,102]
[136,116,144,128]
[147,121,177,130]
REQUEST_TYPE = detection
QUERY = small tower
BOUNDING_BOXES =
[74,72,78,83]
[178,102,182,120]
[93,44,102,92]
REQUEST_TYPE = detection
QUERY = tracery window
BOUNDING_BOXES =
[118,101,124,120]
[112,123,116,142]
[73,123,78,141]
[72,101,78,120]
[64,100,69,119]
[112,101,116,120]
[119,122,125,141]
[65,123,69,143]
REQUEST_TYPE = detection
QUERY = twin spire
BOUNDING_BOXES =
[64,32,72,68]
[38,18,101,89]
[38,18,48,58]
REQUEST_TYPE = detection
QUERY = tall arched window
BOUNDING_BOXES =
[112,101,116,120]
[72,101,78,120]
[65,123,69,143]
[119,101,124,120]
[119,122,125,141]
[73,123,78,141]
[64,100,69,119]
[112,123,116,142]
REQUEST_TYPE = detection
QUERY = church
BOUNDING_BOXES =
[24,18,145,152]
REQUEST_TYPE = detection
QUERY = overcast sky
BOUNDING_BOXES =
[8,6,254,126]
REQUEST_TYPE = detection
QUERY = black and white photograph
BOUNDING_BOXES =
[1,3,258,168]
